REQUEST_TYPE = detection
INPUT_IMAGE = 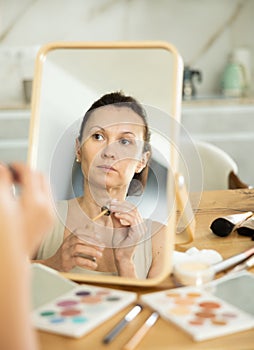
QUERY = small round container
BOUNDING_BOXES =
[173,261,215,286]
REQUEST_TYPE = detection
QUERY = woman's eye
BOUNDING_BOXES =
[120,138,132,145]
[92,133,104,141]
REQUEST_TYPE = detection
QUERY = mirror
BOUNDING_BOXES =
[28,42,184,286]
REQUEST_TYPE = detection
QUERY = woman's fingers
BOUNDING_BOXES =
[6,163,55,255]
[0,164,16,202]
[110,200,143,230]
[0,163,54,254]
[0,163,13,185]
[73,242,104,260]
[74,256,98,270]
[8,163,37,190]
[59,234,105,271]
[113,212,139,226]
[9,163,53,206]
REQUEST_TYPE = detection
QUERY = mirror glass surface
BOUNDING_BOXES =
[29,42,184,286]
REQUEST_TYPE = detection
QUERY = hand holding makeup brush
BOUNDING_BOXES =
[0,163,55,256]
[0,162,55,350]
[109,199,146,278]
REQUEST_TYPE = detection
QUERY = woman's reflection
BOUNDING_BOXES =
[34,91,167,279]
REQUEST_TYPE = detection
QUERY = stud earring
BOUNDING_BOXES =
[135,165,143,173]
[76,158,81,163]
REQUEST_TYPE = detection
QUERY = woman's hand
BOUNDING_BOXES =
[109,199,146,277]
[0,162,55,350]
[0,162,55,256]
[44,225,105,272]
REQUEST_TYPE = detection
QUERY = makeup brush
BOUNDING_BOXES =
[212,247,254,274]
[227,255,254,274]
[8,164,19,182]
[76,206,110,263]
[8,165,20,196]
[92,206,111,222]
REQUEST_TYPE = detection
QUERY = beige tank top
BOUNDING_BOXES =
[36,201,152,279]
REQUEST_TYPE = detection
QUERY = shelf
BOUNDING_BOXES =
[182,96,254,108]
[0,139,28,148]
[0,104,31,111]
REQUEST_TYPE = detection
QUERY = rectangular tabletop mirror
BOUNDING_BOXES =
[28,41,183,286]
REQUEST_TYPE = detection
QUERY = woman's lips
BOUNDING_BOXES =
[97,165,117,172]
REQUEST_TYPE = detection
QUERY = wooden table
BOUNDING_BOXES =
[37,189,254,350]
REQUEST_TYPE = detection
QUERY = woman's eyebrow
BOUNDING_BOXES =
[87,125,105,132]
[88,126,137,136]
[120,131,136,137]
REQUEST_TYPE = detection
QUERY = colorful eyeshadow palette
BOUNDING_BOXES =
[31,264,137,338]
[141,285,254,341]
[32,284,137,338]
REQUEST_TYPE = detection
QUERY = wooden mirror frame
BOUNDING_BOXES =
[28,41,185,286]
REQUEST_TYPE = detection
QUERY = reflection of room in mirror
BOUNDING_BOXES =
[44,48,175,113]
[28,42,184,286]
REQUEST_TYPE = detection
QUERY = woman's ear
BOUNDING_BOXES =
[135,151,150,173]
[75,138,82,162]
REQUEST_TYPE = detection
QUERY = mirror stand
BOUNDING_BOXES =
[175,173,195,247]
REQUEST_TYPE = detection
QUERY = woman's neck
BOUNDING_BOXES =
[77,183,126,219]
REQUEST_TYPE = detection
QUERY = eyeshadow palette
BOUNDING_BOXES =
[31,264,137,338]
[32,284,137,338]
[141,285,254,341]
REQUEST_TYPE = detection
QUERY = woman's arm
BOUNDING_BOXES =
[0,163,54,350]
[147,222,168,279]
[33,230,105,272]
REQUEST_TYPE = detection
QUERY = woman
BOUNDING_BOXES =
[0,163,54,350]
[35,91,167,279]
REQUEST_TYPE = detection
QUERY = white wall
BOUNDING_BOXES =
[0,0,253,105]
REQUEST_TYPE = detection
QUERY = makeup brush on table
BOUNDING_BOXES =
[227,255,254,274]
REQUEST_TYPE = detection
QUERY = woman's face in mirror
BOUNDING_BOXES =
[76,105,149,194]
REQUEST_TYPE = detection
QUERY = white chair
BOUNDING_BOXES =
[179,140,248,191]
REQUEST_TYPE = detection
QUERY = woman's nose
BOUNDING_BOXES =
[101,143,116,159]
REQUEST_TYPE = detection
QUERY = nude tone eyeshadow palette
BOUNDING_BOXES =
[141,286,254,341]
[32,284,137,338]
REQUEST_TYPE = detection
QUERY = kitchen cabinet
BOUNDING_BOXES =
[182,98,254,186]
